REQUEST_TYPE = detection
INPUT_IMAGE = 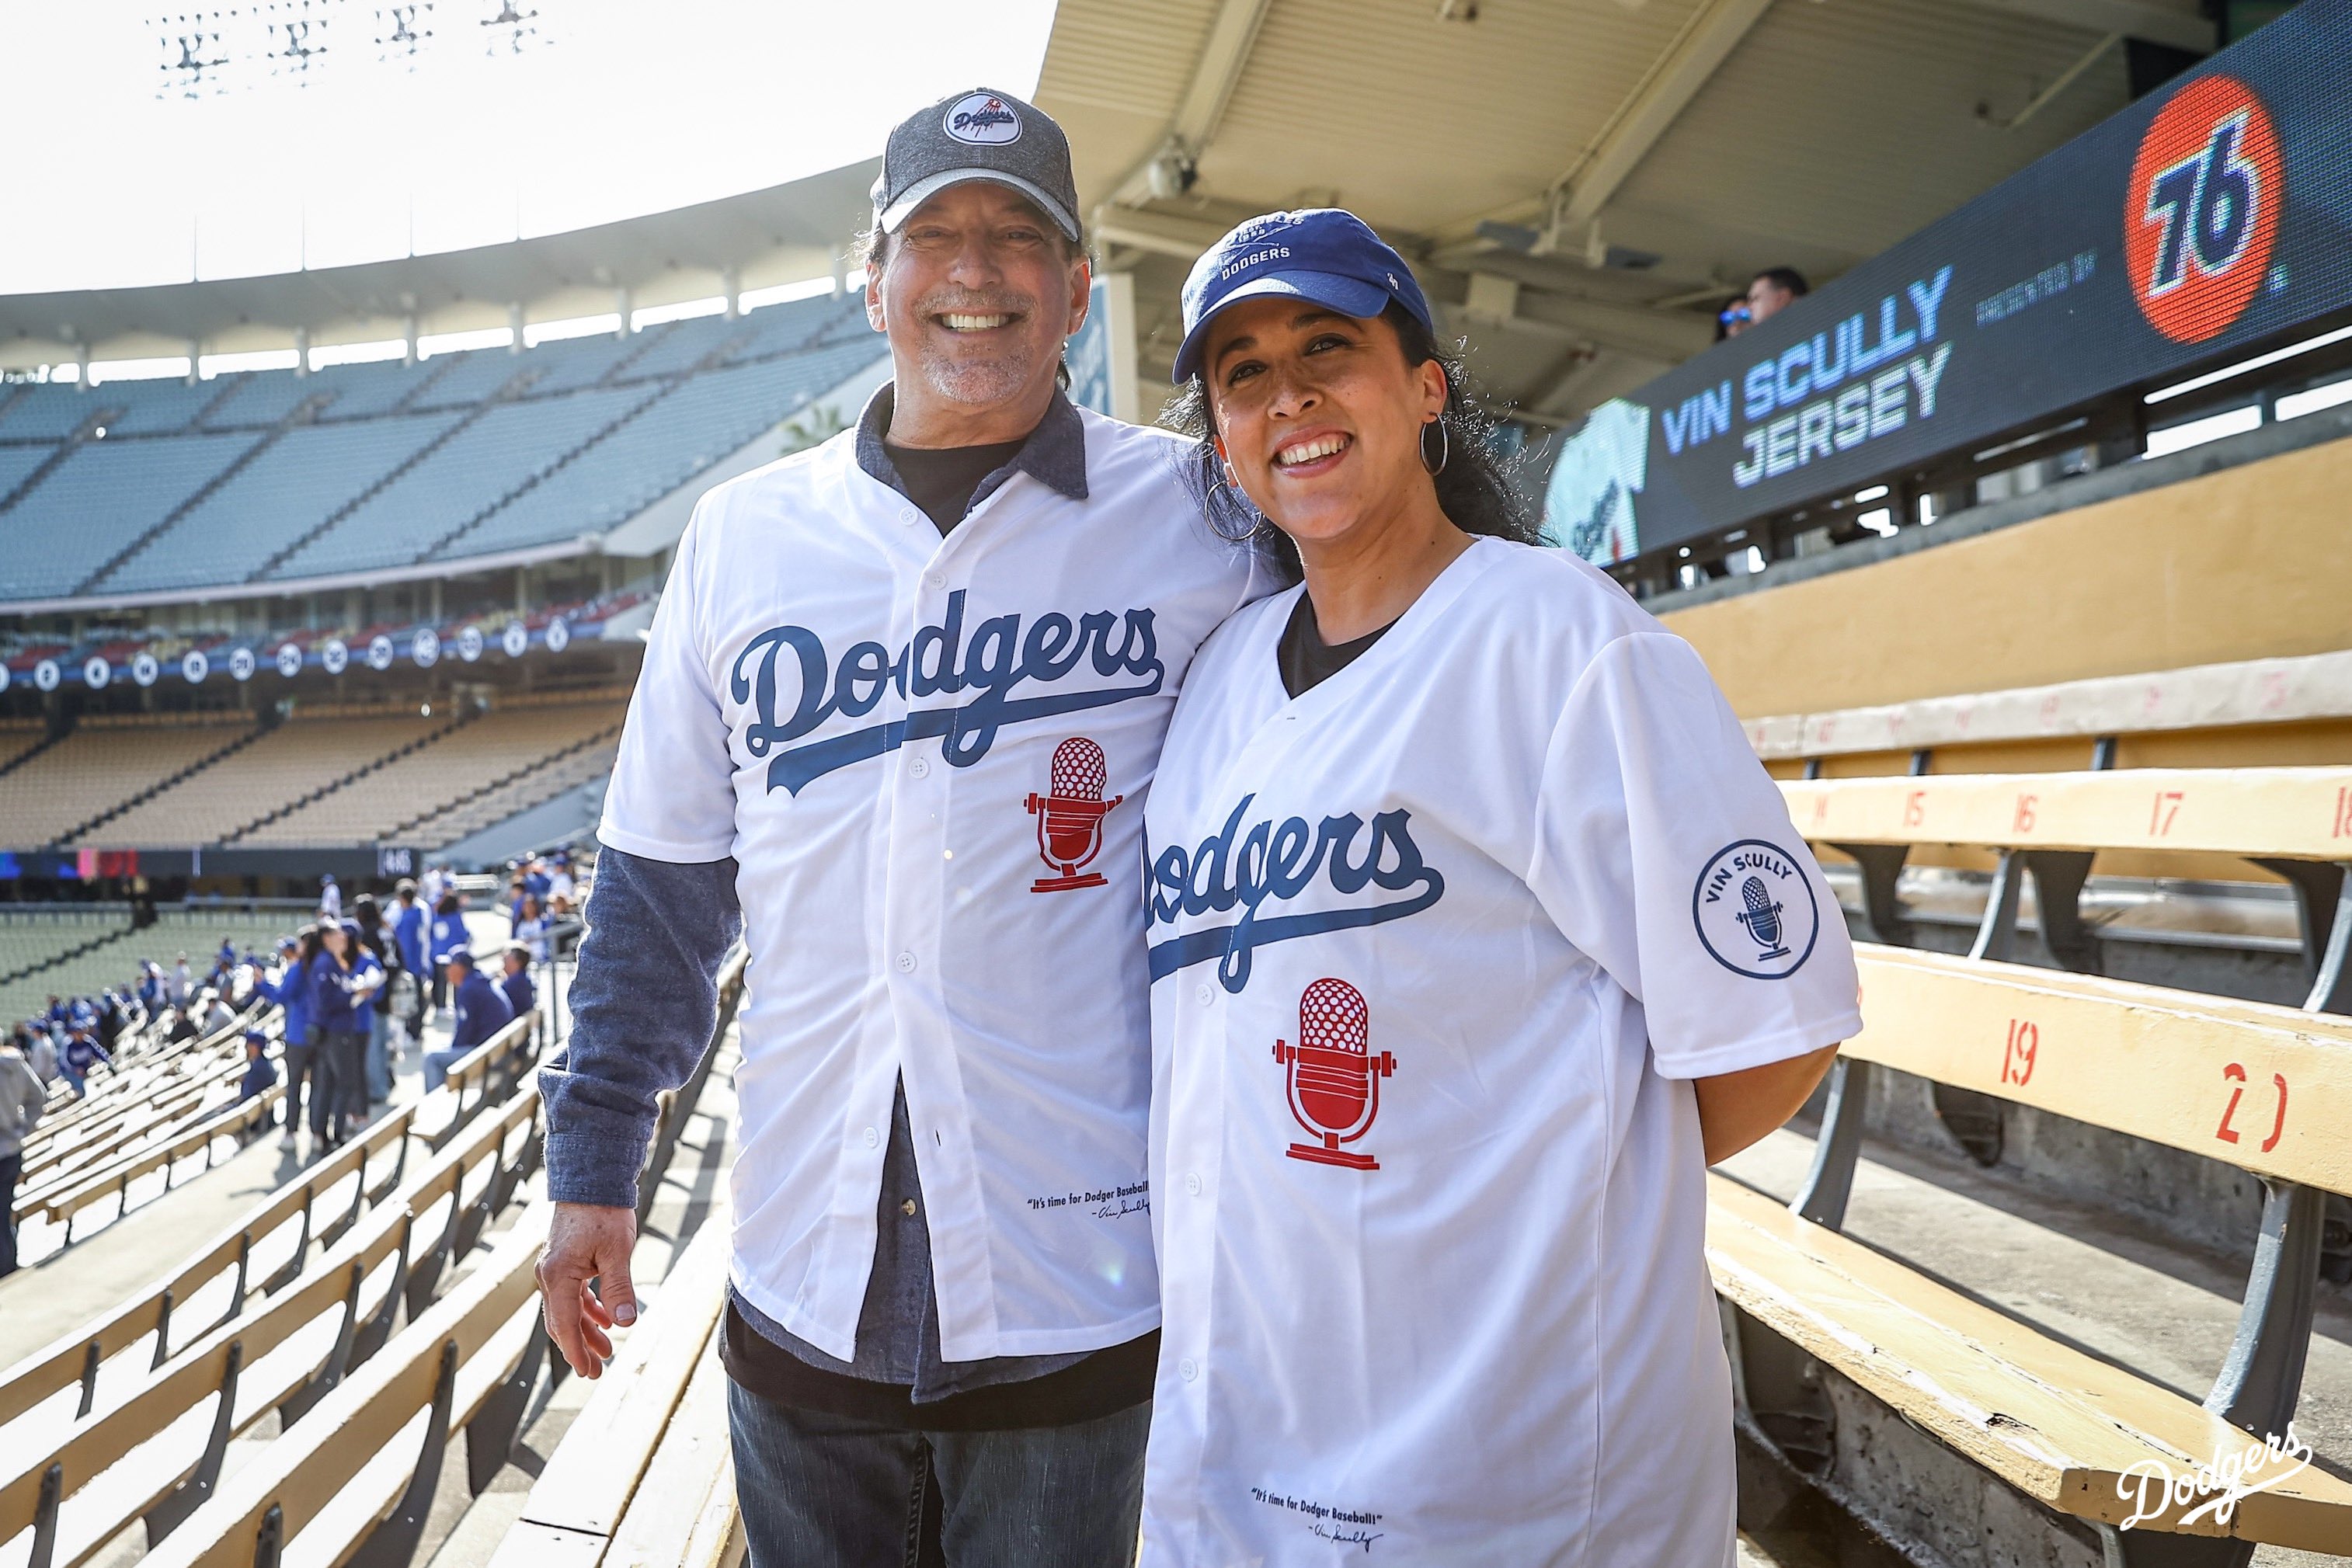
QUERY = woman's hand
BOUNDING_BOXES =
[1694,1044,1840,1166]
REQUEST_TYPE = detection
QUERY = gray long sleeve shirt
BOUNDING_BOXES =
[0,1049,45,1159]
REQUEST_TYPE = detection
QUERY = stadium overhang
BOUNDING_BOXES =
[1035,0,2213,429]
[0,158,881,373]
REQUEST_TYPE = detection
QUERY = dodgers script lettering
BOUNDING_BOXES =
[1147,795,1445,991]
[729,590,1164,794]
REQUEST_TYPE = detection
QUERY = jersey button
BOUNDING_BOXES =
[908,756,930,779]
[898,507,918,527]
[1184,1172,1202,1196]
[1194,982,1213,1006]
[896,951,917,974]
[862,1126,879,1148]
[1178,1358,1199,1382]
[925,570,945,588]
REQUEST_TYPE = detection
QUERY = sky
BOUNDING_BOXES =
[0,0,1056,295]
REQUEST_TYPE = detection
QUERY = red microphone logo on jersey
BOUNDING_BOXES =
[2124,74,2282,344]
[1272,977,1395,1170]
[1025,737,1122,892]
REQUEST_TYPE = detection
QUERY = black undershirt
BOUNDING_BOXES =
[1279,592,1397,697]
[885,436,1025,534]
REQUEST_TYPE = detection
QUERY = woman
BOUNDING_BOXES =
[255,928,320,1154]
[1138,210,1861,1565]
[512,894,549,965]
[307,920,382,1149]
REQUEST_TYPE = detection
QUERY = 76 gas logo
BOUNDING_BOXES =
[2124,75,2283,344]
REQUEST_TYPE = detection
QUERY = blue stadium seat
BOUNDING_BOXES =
[103,379,223,436]
[0,432,259,600]
[99,415,463,594]
[407,349,536,412]
[608,313,743,380]
[0,384,103,440]
[523,332,650,395]
[311,357,444,420]
[200,370,323,429]
[271,385,649,577]
[455,342,878,555]
[0,443,58,502]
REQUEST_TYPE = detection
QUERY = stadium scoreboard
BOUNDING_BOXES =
[1545,0,2352,568]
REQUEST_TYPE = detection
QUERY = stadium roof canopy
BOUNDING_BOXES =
[1035,0,2215,427]
[0,159,879,374]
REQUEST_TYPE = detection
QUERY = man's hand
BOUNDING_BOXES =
[537,1201,640,1378]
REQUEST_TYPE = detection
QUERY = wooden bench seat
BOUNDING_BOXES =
[1724,942,2352,1563]
[485,1200,736,1568]
[0,1086,545,1568]
[1710,1176,2352,1552]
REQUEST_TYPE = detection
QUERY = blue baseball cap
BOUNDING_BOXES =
[1173,210,1437,384]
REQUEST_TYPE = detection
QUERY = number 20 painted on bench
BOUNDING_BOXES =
[2215,1062,2288,1154]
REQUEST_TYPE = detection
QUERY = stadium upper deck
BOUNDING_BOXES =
[0,293,880,610]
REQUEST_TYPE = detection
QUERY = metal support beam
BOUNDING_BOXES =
[1956,0,2213,54]
[1550,0,1776,234]
[1108,0,1276,207]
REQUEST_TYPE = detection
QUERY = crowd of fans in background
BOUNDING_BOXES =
[0,849,584,1274]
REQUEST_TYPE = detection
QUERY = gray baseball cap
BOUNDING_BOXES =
[872,87,1082,245]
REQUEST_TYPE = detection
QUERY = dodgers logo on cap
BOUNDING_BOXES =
[944,92,1021,146]
[1691,840,1819,979]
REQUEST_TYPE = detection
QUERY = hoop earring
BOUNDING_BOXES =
[1420,417,1449,476]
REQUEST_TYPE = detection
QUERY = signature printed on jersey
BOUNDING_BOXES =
[1025,1181,1150,1218]
[1146,796,1446,991]
[730,590,1164,794]
[1250,1487,1385,1552]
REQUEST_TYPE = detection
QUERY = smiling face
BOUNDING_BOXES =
[1202,298,1448,552]
[868,181,1089,427]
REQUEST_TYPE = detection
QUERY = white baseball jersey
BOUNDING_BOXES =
[602,406,1266,1362]
[1139,537,1860,1566]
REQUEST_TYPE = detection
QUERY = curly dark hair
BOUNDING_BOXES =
[1159,302,1541,580]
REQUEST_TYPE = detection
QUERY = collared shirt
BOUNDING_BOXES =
[586,381,1269,1370]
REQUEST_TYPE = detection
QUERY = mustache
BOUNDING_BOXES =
[916,287,1034,317]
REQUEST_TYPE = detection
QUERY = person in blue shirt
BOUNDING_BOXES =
[391,880,430,1021]
[497,943,536,1023]
[237,1030,278,1103]
[58,1028,110,1099]
[307,920,382,1152]
[254,930,319,1152]
[426,949,513,1091]
[428,893,469,1014]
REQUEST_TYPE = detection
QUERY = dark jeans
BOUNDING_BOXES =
[726,1379,1149,1568]
[313,1030,367,1143]
[0,1152,19,1277]
[282,1041,317,1133]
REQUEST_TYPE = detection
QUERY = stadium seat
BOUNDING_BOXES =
[0,714,256,848]
[0,433,260,601]
[1717,944,2352,1559]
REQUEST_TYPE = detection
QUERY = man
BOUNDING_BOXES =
[534,86,1266,1566]
[425,948,511,1090]
[237,1030,278,1104]
[59,1026,109,1099]
[497,942,536,1022]
[0,1029,44,1277]
[318,874,343,923]
[391,879,428,971]
[1746,264,1810,327]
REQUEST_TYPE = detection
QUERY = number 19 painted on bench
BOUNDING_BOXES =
[2001,1018,2038,1086]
